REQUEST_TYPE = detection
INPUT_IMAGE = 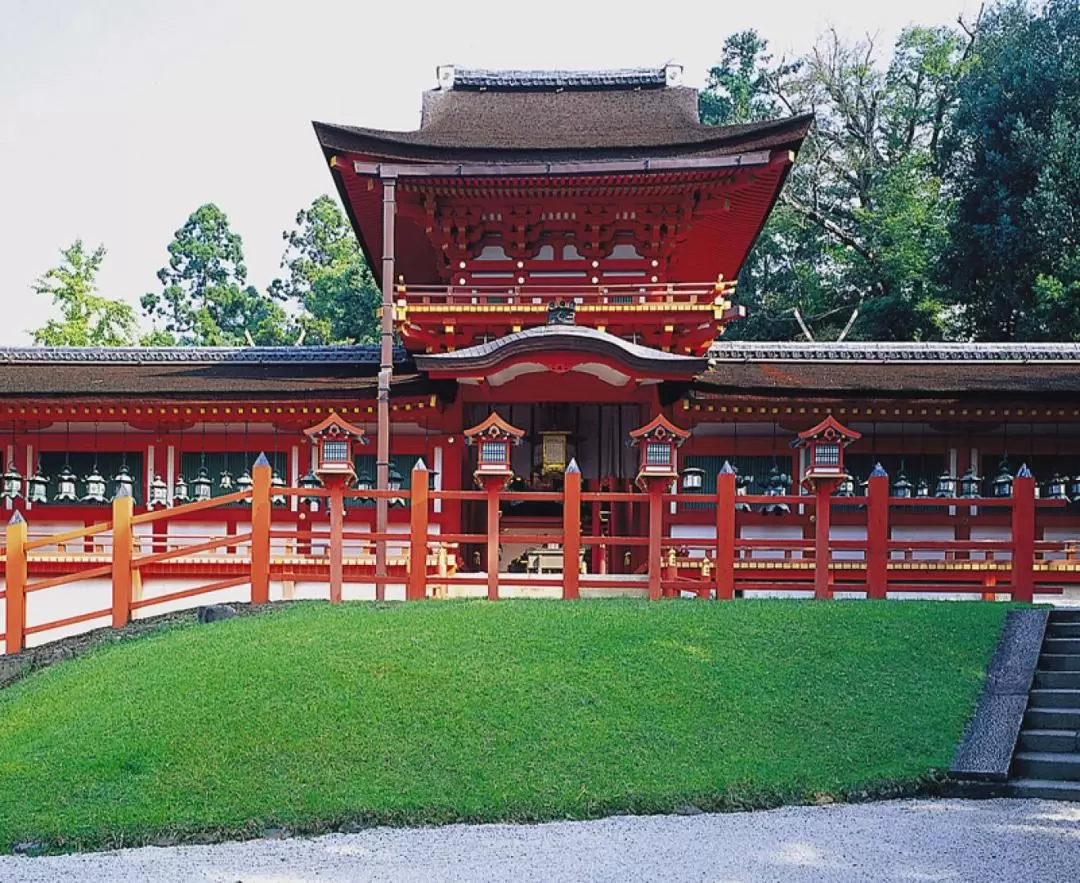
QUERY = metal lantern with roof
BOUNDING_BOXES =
[761,462,792,515]
[959,464,982,499]
[192,464,213,502]
[173,472,190,505]
[218,467,234,493]
[112,463,135,501]
[2,459,23,501]
[835,472,856,497]
[26,460,49,504]
[1069,473,1080,501]
[388,460,407,507]
[935,468,957,498]
[734,468,753,512]
[82,462,107,503]
[681,465,706,492]
[237,468,254,503]
[1047,469,1069,501]
[992,457,1014,498]
[891,467,913,499]
[354,468,375,504]
[300,469,322,510]
[148,474,170,510]
[56,463,79,503]
[915,478,930,498]
[271,469,287,507]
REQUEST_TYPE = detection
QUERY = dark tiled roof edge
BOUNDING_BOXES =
[708,342,1080,362]
[451,67,668,90]
[0,345,404,365]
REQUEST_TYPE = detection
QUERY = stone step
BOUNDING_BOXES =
[1049,622,1080,638]
[1044,637,1080,655]
[1049,609,1080,624]
[1006,777,1080,802]
[1018,729,1080,753]
[1013,751,1080,781]
[1025,707,1080,729]
[1038,653,1080,672]
[1028,688,1080,709]
[1034,669,1080,689]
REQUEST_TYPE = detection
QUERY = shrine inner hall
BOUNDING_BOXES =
[3,64,1080,650]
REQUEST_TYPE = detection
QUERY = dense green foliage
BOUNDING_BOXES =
[269,195,380,345]
[141,204,293,346]
[30,241,137,346]
[0,600,1004,851]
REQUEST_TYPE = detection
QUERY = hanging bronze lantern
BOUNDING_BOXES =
[26,460,49,505]
[56,463,79,503]
[82,463,107,503]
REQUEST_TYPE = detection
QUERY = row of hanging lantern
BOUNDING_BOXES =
[2,458,136,505]
[298,461,409,510]
[678,456,1080,507]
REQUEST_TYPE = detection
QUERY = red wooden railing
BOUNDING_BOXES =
[3,461,1078,654]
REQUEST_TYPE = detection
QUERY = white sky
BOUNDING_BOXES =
[0,0,978,345]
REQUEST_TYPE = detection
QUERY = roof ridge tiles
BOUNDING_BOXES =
[449,67,669,91]
[0,344,399,365]
[707,341,1080,362]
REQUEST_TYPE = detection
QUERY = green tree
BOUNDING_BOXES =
[946,0,1080,340]
[31,240,138,346]
[270,195,379,345]
[701,26,972,341]
[142,204,293,346]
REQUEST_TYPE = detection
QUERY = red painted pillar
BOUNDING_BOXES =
[866,465,889,600]
[408,460,430,601]
[251,454,272,605]
[716,463,736,600]
[5,512,27,654]
[645,479,665,601]
[1011,465,1036,604]
[813,478,838,600]
[111,488,134,628]
[485,481,500,601]
[327,478,345,604]
[563,460,581,600]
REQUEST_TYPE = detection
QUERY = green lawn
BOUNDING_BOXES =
[0,600,1006,851]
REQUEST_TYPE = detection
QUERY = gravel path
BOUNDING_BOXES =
[1,798,1077,882]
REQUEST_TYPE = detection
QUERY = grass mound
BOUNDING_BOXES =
[0,600,1006,851]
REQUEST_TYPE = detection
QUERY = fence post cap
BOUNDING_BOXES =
[254,452,271,468]
[870,463,888,478]
[719,460,736,475]
[113,485,132,499]
[7,510,25,525]
[413,458,429,472]
[566,458,581,475]
[1016,463,1033,478]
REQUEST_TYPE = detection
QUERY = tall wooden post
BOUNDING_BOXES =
[716,462,736,600]
[563,460,581,600]
[5,512,27,654]
[375,173,398,595]
[327,478,345,604]
[409,460,430,601]
[485,481,501,601]
[111,487,134,628]
[251,454,271,605]
[813,478,838,600]
[646,479,665,601]
[1011,464,1036,604]
[866,464,889,600]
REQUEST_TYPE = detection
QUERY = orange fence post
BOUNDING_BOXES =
[251,454,271,605]
[866,464,889,600]
[563,460,581,600]
[646,480,665,601]
[5,512,27,654]
[813,480,836,600]
[409,460,430,601]
[327,479,345,603]
[111,488,134,629]
[1011,465,1036,604]
[716,463,736,600]
[486,482,500,601]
